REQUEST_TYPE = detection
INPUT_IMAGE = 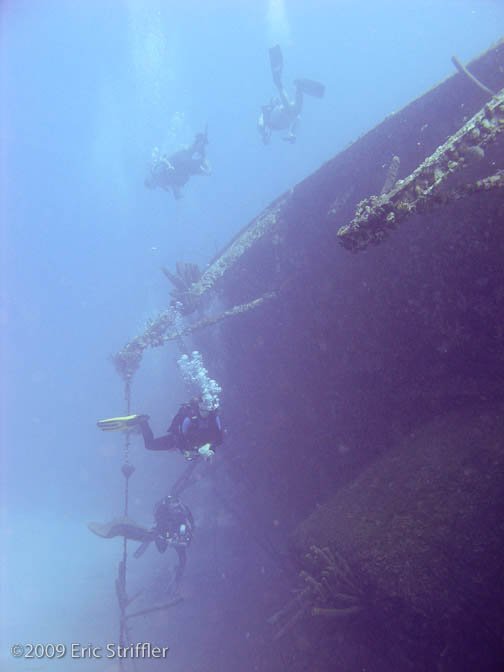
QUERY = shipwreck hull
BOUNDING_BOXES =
[288,402,504,671]
[191,40,504,671]
[114,40,504,672]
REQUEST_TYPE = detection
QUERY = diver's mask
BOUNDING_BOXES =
[198,395,215,417]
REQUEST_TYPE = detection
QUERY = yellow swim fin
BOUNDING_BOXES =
[96,414,149,432]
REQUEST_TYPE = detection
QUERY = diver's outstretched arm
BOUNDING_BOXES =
[282,117,299,143]
[258,110,271,144]
[292,83,304,116]
[197,159,212,176]
[133,539,153,559]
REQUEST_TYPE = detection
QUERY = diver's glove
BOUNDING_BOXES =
[200,159,212,175]
[197,443,215,461]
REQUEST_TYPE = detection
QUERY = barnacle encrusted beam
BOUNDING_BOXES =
[185,193,289,299]
[337,88,504,252]
[441,169,504,201]
[112,310,177,384]
[112,292,277,384]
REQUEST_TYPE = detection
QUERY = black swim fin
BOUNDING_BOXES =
[294,78,325,98]
[269,44,283,89]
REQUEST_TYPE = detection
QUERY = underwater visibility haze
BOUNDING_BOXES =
[2,1,504,671]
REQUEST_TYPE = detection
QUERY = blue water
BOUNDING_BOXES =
[1,1,503,670]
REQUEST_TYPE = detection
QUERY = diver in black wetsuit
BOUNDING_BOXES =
[149,496,194,580]
[258,44,325,144]
[97,396,223,461]
[144,129,211,199]
[141,396,223,460]
[88,496,194,583]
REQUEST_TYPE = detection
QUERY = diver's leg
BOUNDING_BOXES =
[278,88,291,110]
[293,78,325,99]
[269,45,283,89]
[88,519,152,542]
[141,420,177,452]
[174,547,187,581]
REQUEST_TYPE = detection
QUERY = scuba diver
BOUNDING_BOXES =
[88,496,194,582]
[148,495,194,579]
[258,44,325,144]
[145,128,211,199]
[97,395,223,461]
